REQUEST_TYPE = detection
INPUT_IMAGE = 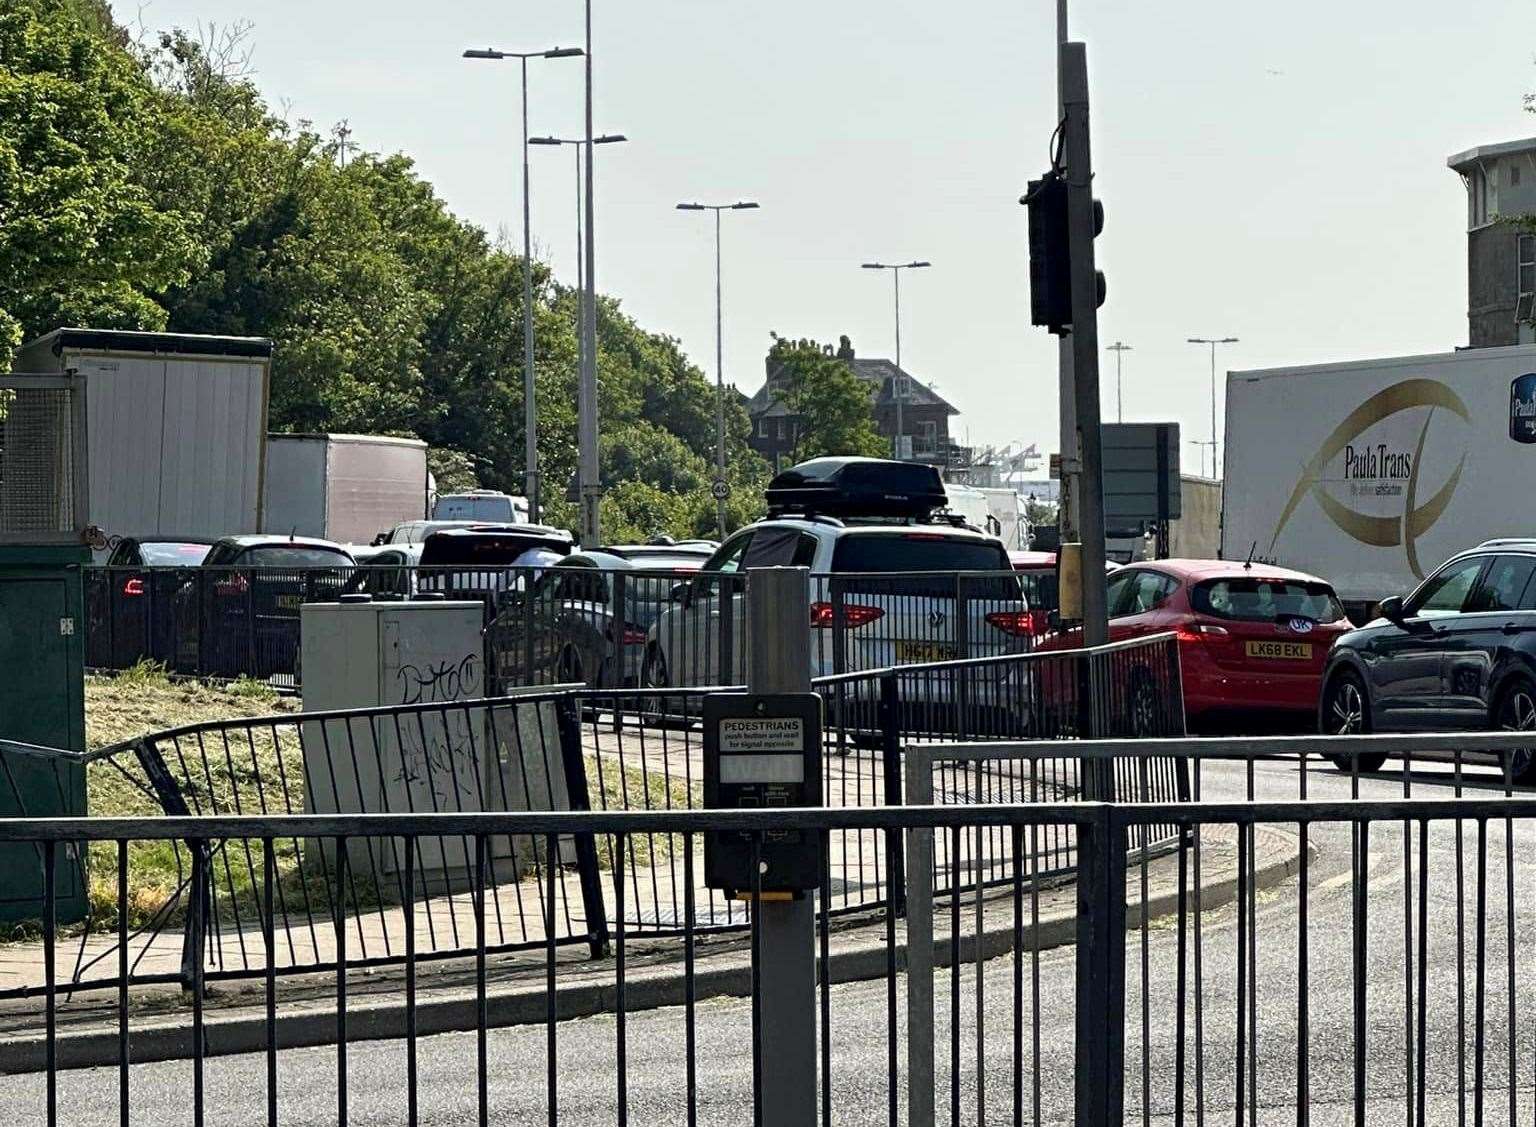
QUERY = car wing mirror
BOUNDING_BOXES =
[1378,595,1406,625]
[669,581,691,607]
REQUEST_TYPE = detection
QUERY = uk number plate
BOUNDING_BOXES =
[1245,640,1312,660]
[896,640,957,663]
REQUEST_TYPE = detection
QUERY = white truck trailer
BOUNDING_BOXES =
[15,328,270,552]
[263,433,429,545]
[1222,343,1536,616]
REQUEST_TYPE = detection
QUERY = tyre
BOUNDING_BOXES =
[1322,670,1388,773]
[557,644,585,685]
[1128,670,1161,739]
[1493,678,1536,785]
[640,646,687,728]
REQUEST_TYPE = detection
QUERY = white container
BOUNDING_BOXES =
[264,433,428,544]
[16,328,271,553]
[1222,343,1536,609]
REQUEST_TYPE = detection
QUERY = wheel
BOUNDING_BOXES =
[1128,670,1161,739]
[640,646,684,728]
[557,644,586,685]
[1323,670,1387,773]
[1494,678,1536,785]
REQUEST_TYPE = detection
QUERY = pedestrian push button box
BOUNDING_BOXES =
[703,692,823,895]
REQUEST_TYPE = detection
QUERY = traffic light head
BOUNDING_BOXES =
[1023,170,1106,335]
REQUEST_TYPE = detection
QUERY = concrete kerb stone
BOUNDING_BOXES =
[0,824,1307,1073]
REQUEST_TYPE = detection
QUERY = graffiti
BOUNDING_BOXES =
[396,653,480,705]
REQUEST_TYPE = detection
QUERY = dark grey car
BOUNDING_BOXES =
[1319,540,1536,780]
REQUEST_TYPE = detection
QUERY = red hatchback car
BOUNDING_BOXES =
[1059,559,1353,729]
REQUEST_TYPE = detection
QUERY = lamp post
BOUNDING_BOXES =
[531,134,628,452]
[1186,337,1238,479]
[577,0,602,548]
[677,200,760,537]
[462,44,583,524]
[861,261,930,459]
[1106,341,1131,423]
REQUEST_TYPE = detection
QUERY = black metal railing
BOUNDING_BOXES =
[5,731,1536,1126]
[0,635,1185,1001]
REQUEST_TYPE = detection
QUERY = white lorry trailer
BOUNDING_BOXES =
[15,328,270,553]
[1222,343,1536,617]
[263,433,429,545]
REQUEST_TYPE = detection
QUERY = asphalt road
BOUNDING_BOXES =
[7,753,1536,1125]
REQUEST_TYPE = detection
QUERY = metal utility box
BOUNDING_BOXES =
[16,328,272,555]
[263,433,429,545]
[0,372,91,924]
[703,693,823,894]
[300,598,570,888]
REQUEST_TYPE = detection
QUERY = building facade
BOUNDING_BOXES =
[1448,137,1536,348]
[745,340,966,473]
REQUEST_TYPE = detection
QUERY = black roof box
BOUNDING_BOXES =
[765,457,947,518]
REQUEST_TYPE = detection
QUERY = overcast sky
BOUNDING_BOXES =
[133,0,1536,474]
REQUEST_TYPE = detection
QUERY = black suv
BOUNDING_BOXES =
[1320,540,1536,779]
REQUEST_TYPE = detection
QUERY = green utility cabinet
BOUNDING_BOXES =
[1,368,91,925]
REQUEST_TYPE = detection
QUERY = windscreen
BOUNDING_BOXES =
[140,542,211,566]
[435,496,516,522]
[1191,577,1345,623]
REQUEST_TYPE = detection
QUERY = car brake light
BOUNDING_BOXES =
[122,577,145,597]
[1176,623,1230,643]
[985,610,1035,637]
[809,601,885,629]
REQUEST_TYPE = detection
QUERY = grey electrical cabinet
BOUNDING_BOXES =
[299,598,570,888]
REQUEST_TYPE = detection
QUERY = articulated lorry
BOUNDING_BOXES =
[1222,343,1536,618]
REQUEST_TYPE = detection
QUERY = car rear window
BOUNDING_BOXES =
[831,534,1018,598]
[140,542,211,566]
[421,535,568,567]
[1191,577,1344,624]
[239,546,353,568]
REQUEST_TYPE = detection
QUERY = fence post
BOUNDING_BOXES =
[555,695,611,958]
[522,569,537,686]
[1074,805,1127,1126]
[879,672,906,917]
[903,744,934,1127]
[1078,648,1116,802]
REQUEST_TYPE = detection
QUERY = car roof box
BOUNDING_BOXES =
[765,457,947,518]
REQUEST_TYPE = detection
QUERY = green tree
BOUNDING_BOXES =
[765,334,887,462]
[0,0,202,350]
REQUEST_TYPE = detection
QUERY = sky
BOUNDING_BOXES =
[129,0,1536,475]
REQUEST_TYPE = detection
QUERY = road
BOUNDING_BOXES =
[6,754,1536,1125]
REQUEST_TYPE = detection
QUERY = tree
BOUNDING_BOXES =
[765,334,888,462]
[0,0,202,351]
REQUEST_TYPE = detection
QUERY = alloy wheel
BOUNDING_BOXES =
[1329,679,1364,736]
[1498,685,1536,783]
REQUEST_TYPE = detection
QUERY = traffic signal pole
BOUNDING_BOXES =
[1061,41,1109,648]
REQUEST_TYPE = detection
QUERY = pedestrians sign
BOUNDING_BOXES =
[711,478,731,501]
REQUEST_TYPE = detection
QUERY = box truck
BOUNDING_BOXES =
[263,433,429,545]
[15,329,270,554]
[1222,343,1536,617]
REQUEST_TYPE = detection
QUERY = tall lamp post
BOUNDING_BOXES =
[576,0,603,548]
[1186,337,1238,479]
[677,200,760,537]
[462,44,583,524]
[1106,341,1132,423]
[531,134,628,467]
[860,261,930,459]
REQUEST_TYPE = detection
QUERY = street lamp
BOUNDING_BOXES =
[861,261,930,459]
[462,44,583,524]
[1187,337,1238,479]
[531,135,628,431]
[677,200,760,538]
[1106,341,1132,424]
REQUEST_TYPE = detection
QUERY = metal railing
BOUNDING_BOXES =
[0,636,1185,1001]
[6,728,1536,1126]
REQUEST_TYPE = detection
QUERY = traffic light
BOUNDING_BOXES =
[1023,170,1105,335]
